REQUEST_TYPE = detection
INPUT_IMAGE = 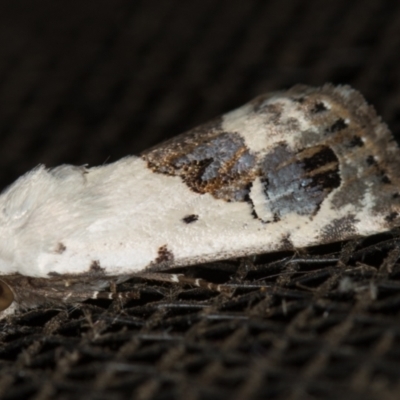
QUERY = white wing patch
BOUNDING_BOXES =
[0,83,400,317]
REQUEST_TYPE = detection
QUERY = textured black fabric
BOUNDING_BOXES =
[0,1,400,399]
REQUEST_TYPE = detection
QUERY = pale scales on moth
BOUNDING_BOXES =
[0,84,399,318]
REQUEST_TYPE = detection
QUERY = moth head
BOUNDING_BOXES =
[0,174,41,275]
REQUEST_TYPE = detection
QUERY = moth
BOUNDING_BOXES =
[0,84,399,318]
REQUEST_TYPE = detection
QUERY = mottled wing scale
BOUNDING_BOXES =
[143,84,400,243]
[0,84,399,317]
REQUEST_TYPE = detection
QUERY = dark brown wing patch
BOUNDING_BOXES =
[182,214,199,224]
[143,123,258,202]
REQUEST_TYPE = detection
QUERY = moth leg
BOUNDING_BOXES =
[286,254,340,264]
[89,290,140,301]
[109,281,117,295]
[134,272,231,293]
[235,256,258,280]
[33,287,138,303]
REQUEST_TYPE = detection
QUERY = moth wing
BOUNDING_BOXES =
[1,85,399,279]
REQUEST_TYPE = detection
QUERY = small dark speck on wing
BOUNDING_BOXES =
[385,212,399,222]
[156,245,174,264]
[55,243,67,254]
[90,260,102,272]
[310,102,328,113]
[348,136,364,147]
[366,155,376,166]
[182,214,199,224]
[325,118,348,134]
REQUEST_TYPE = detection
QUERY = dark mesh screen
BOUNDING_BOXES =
[0,1,400,399]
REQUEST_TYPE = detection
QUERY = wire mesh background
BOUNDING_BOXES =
[1,0,400,399]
